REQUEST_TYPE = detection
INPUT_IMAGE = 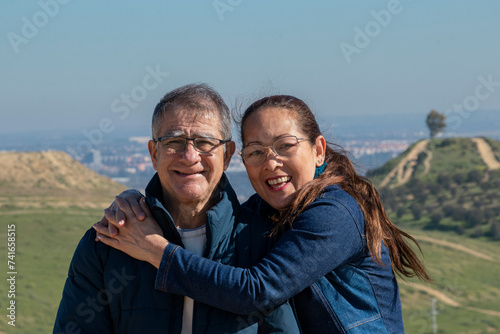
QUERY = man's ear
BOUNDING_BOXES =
[148,140,159,171]
[223,141,236,171]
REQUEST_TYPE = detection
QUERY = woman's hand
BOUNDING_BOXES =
[94,197,168,269]
[100,189,146,237]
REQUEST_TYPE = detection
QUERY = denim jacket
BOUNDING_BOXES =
[155,185,405,333]
[54,173,299,334]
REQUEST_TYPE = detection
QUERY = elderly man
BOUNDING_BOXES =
[53,84,299,333]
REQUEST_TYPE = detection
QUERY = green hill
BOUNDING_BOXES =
[0,151,126,210]
[367,137,500,332]
[0,151,126,333]
[368,137,500,240]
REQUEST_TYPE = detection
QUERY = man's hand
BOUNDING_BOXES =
[94,197,168,269]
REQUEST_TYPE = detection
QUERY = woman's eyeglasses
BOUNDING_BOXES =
[240,136,308,166]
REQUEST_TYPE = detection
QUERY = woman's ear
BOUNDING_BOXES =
[314,135,327,166]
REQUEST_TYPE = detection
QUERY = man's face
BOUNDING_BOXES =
[148,106,235,211]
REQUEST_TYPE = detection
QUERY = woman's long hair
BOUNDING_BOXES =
[240,95,431,282]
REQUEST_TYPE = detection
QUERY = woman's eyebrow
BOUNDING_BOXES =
[245,140,263,146]
[245,134,295,146]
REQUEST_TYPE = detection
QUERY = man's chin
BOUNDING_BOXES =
[174,186,211,202]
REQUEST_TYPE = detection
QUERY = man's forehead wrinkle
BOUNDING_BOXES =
[162,129,217,138]
[160,111,221,139]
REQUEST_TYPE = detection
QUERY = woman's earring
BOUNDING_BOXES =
[314,161,327,179]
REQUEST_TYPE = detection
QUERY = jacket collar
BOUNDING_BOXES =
[144,172,240,257]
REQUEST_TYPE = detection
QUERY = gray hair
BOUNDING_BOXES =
[152,83,232,141]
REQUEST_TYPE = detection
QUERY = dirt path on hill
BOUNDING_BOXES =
[400,281,500,317]
[380,140,429,188]
[472,138,500,170]
[415,235,498,262]
[465,307,500,317]
[400,281,461,307]
[421,149,433,176]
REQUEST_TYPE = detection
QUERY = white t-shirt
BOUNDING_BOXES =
[177,225,207,334]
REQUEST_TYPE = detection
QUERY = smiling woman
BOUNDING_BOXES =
[95,94,432,333]
[240,107,325,210]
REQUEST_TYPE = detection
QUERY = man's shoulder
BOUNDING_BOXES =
[68,226,111,272]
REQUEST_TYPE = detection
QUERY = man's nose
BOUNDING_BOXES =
[178,141,201,163]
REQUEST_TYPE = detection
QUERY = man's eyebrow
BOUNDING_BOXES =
[161,130,218,138]
[162,130,186,137]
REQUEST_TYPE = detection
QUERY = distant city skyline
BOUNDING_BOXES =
[1,1,499,135]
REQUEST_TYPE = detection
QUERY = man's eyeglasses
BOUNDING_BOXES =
[240,135,308,167]
[154,136,230,154]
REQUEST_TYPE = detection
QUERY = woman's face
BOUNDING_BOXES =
[242,107,326,210]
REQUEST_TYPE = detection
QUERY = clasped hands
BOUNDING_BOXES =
[93,190,167,269]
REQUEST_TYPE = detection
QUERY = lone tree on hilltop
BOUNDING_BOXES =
[426,110,446,138]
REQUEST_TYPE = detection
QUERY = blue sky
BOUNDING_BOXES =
[1,0,499,135]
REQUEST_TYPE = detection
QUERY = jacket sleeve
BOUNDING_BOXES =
[53,228,112,334]
[155,199,365,315]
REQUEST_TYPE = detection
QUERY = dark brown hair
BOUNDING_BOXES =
[240,95,431,282]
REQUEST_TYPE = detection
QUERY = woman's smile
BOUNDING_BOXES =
[266,176,292,190]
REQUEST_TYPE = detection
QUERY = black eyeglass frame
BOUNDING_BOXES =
[154,136,231,154]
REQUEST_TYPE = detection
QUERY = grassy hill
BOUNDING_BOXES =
[0,151,126,333]
[368,137,500,241]
[0,149,499,333]
[367,137,500,332]
[0,151,126,210]
[400,229,500,333]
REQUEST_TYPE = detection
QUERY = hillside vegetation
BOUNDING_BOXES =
[368,137,500,240]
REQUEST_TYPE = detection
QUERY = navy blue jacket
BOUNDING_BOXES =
[154,185,405,333]
[53,173,299,334]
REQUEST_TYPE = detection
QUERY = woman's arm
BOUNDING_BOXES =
[156,199,365,315]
